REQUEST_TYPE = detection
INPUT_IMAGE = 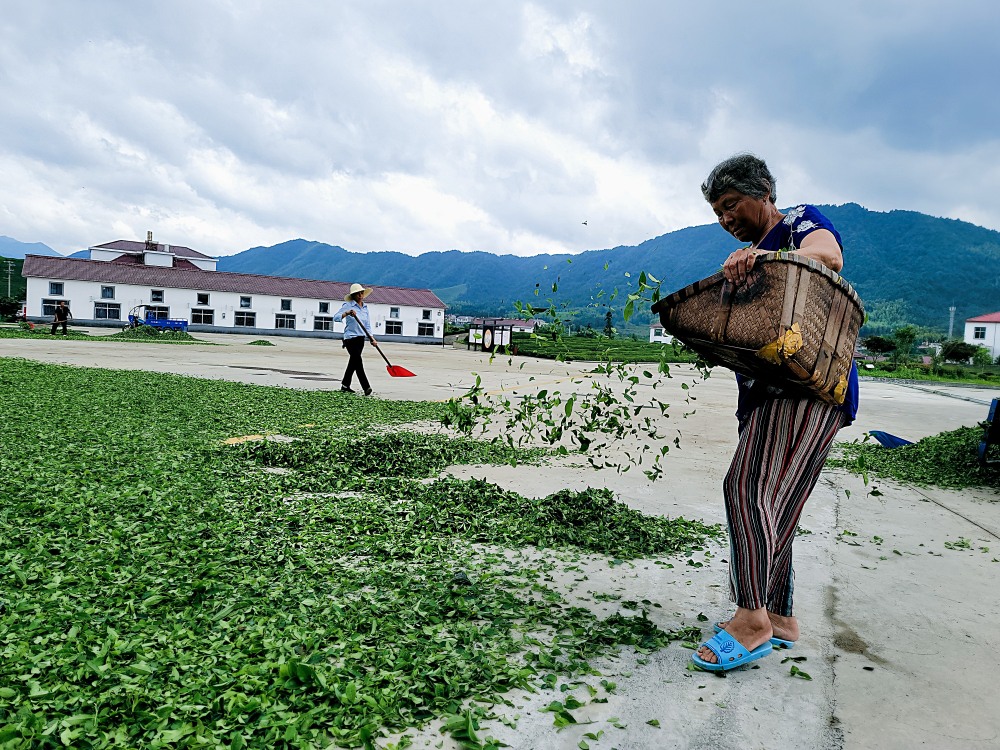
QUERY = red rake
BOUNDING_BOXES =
[355,318,416,377]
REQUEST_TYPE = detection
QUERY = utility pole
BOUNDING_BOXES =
[948,305,956,339]
[3,260,14,298]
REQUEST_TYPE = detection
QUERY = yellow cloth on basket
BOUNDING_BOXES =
[756,323,803,365]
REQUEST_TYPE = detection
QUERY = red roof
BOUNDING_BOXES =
[967,312,1000,323]
[93,240,214,260]
[22,255,446,308]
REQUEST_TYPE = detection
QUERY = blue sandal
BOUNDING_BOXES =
[714,622,795,649]
[692,630,773,672]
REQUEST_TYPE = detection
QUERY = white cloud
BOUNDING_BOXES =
[1,0,999,258]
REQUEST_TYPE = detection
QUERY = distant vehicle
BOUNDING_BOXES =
[126,304,189,332]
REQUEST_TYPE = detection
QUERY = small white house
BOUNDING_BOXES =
[465,318,543,349]
[23,236,446,343]
[649,322,674,344]
[965,312,1000,360]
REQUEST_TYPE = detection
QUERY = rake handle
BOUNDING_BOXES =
[351,314,394,368]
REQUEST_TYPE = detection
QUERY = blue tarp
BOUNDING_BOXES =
[868,430,913,449]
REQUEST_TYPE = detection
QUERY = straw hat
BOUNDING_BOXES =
[344,283,371,301]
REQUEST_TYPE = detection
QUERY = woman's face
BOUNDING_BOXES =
[710,189,771,243]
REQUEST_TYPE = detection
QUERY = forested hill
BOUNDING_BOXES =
[220,203,998,334]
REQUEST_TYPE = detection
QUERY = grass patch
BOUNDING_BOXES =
[247,339,276,346]
[508,333,696,364]
[859,364,1000,386]
[829,426,1000,490]
[0,358,718,748]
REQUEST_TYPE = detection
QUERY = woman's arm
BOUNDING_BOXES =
[333,302,354,322]
[795,229,843,272]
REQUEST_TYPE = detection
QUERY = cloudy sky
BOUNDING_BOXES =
[2,1,998,257]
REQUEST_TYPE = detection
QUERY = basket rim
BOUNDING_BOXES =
[650,252,864,315]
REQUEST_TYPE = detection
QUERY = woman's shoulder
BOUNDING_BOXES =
[783,204,830,226]
[783,205,841,245]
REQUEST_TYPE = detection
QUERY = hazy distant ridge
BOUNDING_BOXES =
[0,236,61,259]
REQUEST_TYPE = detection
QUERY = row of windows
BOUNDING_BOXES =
[41,300,437,334]
[46,283,435,319]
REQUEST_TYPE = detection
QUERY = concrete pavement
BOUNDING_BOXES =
[3,329,999,749]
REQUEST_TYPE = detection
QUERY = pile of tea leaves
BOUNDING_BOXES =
[0,358,718,749]
[105,326,202,343]
[828,425,1000,490]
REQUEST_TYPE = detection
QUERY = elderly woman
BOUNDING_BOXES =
[692,154,859,671]
[333,283,377,395]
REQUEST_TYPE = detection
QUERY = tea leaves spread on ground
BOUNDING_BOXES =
[0,326,205,344]
[829,426,1000,489]
[0,359,718,748]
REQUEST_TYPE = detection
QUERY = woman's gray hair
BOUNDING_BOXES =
[701,153,777,205]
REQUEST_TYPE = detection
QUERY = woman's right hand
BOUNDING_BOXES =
[723,247,759,286]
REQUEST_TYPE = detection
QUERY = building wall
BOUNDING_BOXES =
[649,327,674,344]
[26,276,445,342]
[965,321,1000,359]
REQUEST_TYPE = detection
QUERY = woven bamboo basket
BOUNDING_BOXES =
[651,253,864,405]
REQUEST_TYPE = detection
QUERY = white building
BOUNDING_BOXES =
[649,322,674,344]
[467,318,542,349]
[23,237,446,343]
[965,311,1000,360]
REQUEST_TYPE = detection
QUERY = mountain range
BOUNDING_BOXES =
[4,205,998,334]
[218,204,1000,335]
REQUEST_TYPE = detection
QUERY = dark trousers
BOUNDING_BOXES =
[51,320,68,335]
[342,336,371,392]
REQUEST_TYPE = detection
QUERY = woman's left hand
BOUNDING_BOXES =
[723,247,758,286]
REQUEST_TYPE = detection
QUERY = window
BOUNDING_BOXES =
[146,306,169,320]
[314,316,333,331]
[196,292,210,306]
[151,290,164,303]
[389,307,400,319]
[240,296,252,309]
[385,320,402,335]
[275,313,296,329]
[422,309,432,320]
[49,282,64,296]
[280,299,292,311]
[94,302,121,320]
[654,328,664,337]
[318,301,330,314]
[234,312,256,327]
[191,308,214,325]
[41,299,61,316]
[100,286,115,300]
[418,322,435,336]
[974,326,987,339]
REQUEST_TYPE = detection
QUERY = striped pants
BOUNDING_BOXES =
[724,397,844,616]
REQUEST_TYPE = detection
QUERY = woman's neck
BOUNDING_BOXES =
[752,206,784,248]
